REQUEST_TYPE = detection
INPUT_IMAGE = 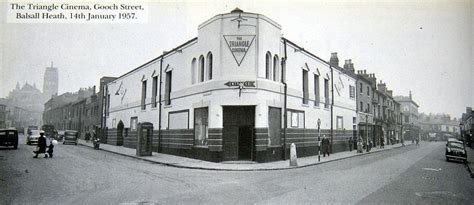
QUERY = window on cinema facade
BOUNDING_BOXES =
[206,52,213,80]
[265,51,271,79]
[194,107,208,146]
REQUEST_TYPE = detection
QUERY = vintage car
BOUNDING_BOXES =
[445,138,467,163]
[27,130,43,145]
[63,130,78,145]
[0,129,18,149]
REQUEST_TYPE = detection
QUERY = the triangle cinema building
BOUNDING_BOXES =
[104,9,399,162]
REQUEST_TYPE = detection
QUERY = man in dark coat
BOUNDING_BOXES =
[34,132,47,158]
[348,138,353,152]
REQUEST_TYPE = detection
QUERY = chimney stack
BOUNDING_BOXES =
[330,52,339,67]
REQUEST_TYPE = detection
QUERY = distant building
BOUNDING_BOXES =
[460,107,473,147]
[3,82,45,130]
[43,87,96,138]
[43,62,59,101]
[0,104,6,129]
[394,92,420,143]
[419,113,459,141]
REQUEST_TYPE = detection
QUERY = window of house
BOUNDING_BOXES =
[367,103,370,113]
[199,55,204,82]
[194,107,208,146]
[314,74,320,106]
[152,76,158,108]
[191,58,196,84]
[324,78,329,108]
[360,101,363,112]
[207,52,213,80]
[367,86,370,96]
[273,55,279,81]
[168,110,189,129]
[130,117,138,131]
[287,110,304,128]
[360,82,363,93]
[302,69,308,104]
[265,51,271,79]
[141,80,147,110]
[349,85,355,99]
[336,116,343,130]
[165,71,172,105]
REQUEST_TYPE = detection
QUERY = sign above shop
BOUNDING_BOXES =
[223,35,255,66]
[224,81,255,87]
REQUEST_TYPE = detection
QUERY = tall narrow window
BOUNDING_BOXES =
[302,70,308,104]
[360,101,363,112]
[367,86,370,96]
[265,51,271,79]
[165,71,172,105]
[360,82,363,93]
[206,52,213,80]
[273,55,279,81]
[336,116,343,130]
[152,76,158,108]
[141,80,147,110]
[194,107,208,146]
[314,74,320,106]
[324,78,329,108]
[198,55,204,82]
[191,58,196,84]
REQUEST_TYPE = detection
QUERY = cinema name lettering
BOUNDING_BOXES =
[224,35,255,66]
[228,37,251,53]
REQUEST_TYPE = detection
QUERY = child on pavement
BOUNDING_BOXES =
[47,141,54,158]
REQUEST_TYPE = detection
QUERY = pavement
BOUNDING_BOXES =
[78,139,415,171]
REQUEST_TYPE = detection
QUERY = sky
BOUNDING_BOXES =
[0,0,472,118]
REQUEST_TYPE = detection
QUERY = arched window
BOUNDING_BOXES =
[191,58,196,84]
[198,55,205,82]
[273,55,279,82]
[265,51,271,79]
[206,52,213,80]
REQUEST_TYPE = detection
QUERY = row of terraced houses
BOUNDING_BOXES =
[43,9,421,163]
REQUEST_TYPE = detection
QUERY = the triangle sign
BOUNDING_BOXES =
[223,35,256,66]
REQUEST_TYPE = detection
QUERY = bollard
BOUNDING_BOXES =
[290,143,298,166]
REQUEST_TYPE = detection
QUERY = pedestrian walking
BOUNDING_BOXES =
[33,132,47,158]
[47,141,54,158]
[323,136,330,157]
[348,138,353,152]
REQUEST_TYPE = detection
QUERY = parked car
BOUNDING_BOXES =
[27,130,42,145]
[56,130,65,141]
[63,130,78,145]
[0,129,19,149]
[445,138,467,163]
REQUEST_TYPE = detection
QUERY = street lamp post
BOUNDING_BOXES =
[317,118,321,162]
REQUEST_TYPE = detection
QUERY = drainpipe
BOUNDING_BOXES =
[282,38,288,159]
[158,58,163,153]
[330,64,334,153]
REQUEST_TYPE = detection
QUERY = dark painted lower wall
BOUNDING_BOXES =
[106,126,359,163]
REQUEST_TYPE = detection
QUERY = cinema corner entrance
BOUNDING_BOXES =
[222,106,255,161]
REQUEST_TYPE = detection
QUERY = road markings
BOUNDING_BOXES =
[422,168,442,171]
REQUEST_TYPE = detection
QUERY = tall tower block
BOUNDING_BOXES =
[43,62,58,99]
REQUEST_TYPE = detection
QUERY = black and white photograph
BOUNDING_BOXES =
[1,0,473,204]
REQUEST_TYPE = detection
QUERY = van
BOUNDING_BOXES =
[63,130,78,145]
